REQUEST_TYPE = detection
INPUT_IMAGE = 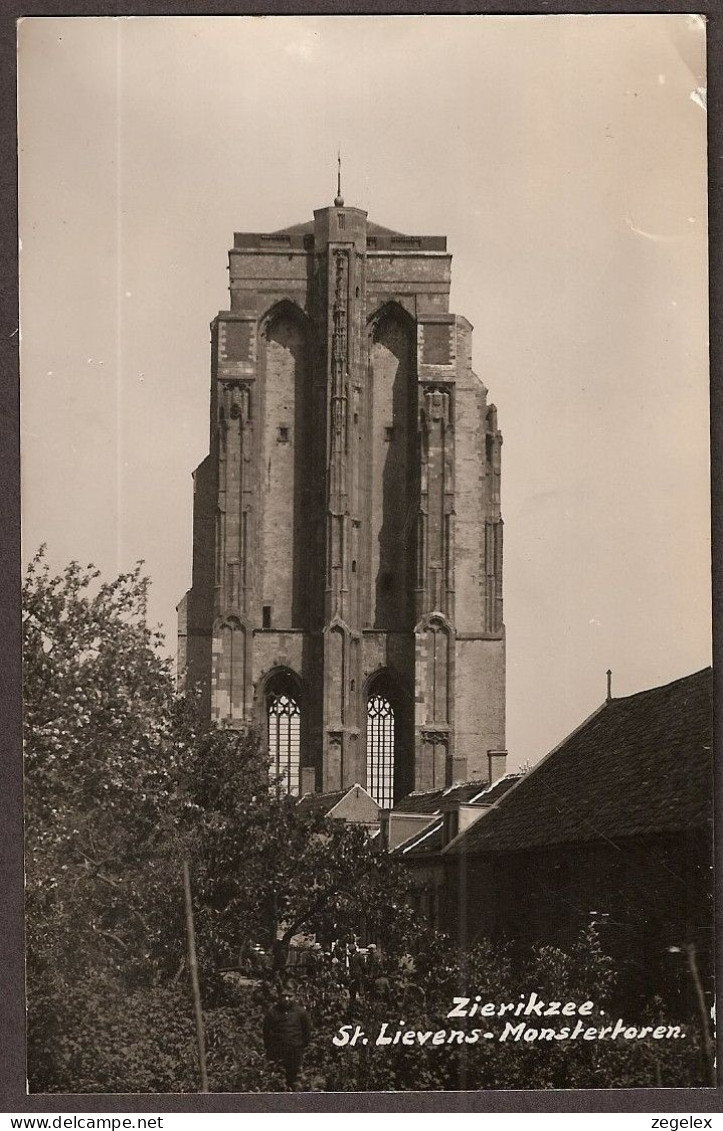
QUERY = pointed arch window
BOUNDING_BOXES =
[367,693,394,808]
[268,690,301,796]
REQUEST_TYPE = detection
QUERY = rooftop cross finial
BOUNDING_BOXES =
[334,150,344,207]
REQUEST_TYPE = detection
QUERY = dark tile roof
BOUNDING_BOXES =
[269,220,406,238]
[394,775,522,857]
[447,668,713,856]
[476,774,523,805]
[395,781,487,814]
[367,221,408,237]
[394,775,520,816]
[295,790,347,818]
[394,787,448,814]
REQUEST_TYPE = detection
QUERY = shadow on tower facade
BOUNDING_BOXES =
[177,199,505,803]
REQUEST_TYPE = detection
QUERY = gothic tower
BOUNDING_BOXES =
[177,194,505,804]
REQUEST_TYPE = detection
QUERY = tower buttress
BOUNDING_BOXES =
[178,199,505,799]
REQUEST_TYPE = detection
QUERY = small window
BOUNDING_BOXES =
[278,426,289,443]
[262,605,272,629]
[338,213,346,230]
[351,559,357,573]
[384,426,395,442]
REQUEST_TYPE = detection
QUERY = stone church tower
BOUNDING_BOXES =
[177,193,505,805]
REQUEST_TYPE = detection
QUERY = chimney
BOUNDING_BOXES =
[300,767,316,795]
[488,750,507,784]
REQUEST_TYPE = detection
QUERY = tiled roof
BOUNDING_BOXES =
[269,220,406,238]
[475,774,523,806]
[295,790,348,818]
[394,775,520,816]
[395,781,487,814]
[394,776,523,858]
[394,787,448,814]
[447,668,713,856]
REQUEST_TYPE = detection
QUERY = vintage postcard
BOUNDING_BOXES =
[18,14,713,1097]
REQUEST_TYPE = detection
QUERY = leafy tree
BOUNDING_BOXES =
[182,728,416,984]
[23,550,708,1093]
[23,550,416,1090]
[23,549,194,1088]
[25,554,186,939]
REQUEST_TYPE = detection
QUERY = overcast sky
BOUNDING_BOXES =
[18,14,710,769]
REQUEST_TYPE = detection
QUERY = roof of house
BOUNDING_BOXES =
[394,774,523,857]
[394,780,493,815]
[473,774,523,806]
[295,789,348,818]
[295,783,379,820]
[447,668,713,856]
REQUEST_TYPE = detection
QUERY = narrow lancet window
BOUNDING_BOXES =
[268,692,301,795]
[367,693,394,808]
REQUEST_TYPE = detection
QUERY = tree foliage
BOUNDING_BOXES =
[23,551,416,1089]
[23,551,709,1093]
[24,549,196,1088]
[184,729,416,982]
[24,549,188,986]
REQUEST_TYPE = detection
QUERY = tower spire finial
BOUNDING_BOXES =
[334,150,344,207]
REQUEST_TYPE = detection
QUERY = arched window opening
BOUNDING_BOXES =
[268,691,301,796]
[368,304,416,632]
[367,693,394,808]
[260,303,311,631]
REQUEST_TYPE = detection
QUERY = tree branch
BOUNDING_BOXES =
[91,926,130,952]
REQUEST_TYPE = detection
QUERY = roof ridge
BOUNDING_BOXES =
[468,772,522,804]
[445,666,712,856]
[611,666,711,703]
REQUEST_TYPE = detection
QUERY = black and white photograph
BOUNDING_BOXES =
[18,14,713,1096]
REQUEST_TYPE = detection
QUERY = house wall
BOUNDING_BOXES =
[441,830,714,1011]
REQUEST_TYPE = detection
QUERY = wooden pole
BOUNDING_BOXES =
[183,860,209,1093]
[686,942,716,1087]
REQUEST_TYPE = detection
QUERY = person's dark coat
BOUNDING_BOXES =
[263,1002,311,1056]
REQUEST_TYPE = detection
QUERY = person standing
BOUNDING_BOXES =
[262,983,312,1090]
[348,945,366,1009]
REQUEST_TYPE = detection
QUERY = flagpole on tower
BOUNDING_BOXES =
[335,150,344,207]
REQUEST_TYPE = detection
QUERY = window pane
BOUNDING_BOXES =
[367,694,394,808]
[268,692,300,795]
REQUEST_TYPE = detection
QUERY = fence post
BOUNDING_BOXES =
[183,860,209,1093]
